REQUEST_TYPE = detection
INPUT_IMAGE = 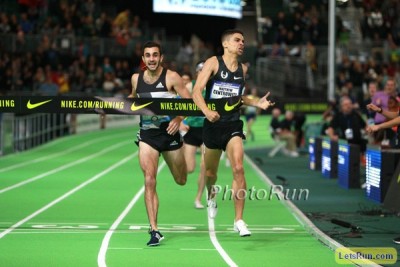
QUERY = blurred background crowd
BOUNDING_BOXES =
[1,0,400,154]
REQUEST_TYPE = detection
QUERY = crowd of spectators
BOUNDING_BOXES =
[320,0,400,155]
[257,1,328,57]
[256,1,400,112]
[1,0,400,106]
[0,0,148,97]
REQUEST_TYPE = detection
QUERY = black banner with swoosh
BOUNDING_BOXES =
[0,96,243,115]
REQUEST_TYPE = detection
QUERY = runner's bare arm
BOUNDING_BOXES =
[192,56,220,122]
[242,91,274,110]
[166,70,190,134]
[167,70,191,99]
[128,73,139,98]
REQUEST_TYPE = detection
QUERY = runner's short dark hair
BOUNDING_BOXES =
[142,41,163,55]
[221,29,244,43]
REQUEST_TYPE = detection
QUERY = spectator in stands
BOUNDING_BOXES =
[102,56,114,74]
[273,11,289,34]
[304,41,317,73]
[243,87,261,142]
[338,80,360,110]
[367,98,400,149]
[81,14,96,37]
[294,112,306,148]
[175,41,194,69]
[0,13,11,33]
[9,14,19,33]
[129,15,142,39]
[37,74,59,96]
[326,96,367,163]
[102,71,122,96]
[349,60,365,107]
[371,78,398,144]
[113,9,130,30]
[270,108,299,157]
[267,43,286,57]
[290,12,305,44]
[307,17,321,45]
[19,12,33,34]
[82,0,97,17]
[96,12,112,37]
[362,80,379,125]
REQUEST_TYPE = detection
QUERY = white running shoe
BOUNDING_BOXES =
[207,198,218,219]
[194,200,204,209]
[233,220,251,237]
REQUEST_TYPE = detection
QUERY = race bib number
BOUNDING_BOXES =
[210,81,240,99]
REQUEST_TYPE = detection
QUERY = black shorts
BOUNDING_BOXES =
[203,119,245,150]
[245,113,256,122]
[136,127,183,153]
[183,127,203,147]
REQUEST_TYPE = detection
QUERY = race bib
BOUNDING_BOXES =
[210,81,240,99]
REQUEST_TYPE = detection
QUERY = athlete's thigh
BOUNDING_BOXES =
[204,146,222,173]
[183,143,198,160]
[183,143,198,170]
[162,148,186,175]
[226,136,244,165]
[139,142,160,177]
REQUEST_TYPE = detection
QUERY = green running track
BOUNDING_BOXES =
[0,117,344,267]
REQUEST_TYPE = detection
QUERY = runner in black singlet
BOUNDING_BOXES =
[129,41,191,246]
[192,29,274,237]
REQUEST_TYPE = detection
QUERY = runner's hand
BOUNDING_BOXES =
[366,103,380,113]
[257,92,275,110]
[167,117,182,135]
[205,110,220,123]
[366,125,380,134]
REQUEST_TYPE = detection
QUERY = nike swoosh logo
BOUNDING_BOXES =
[234,76,242,80]
[27,99,52,109]
[130,101,153,111]
[224,98,242,112]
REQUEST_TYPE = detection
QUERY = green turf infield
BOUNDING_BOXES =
[0,115,347,267]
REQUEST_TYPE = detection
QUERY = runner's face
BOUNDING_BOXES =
[226,33,245,55]
[142,47,162,71]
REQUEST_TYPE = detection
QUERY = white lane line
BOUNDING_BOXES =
[97,161,167,267]
[8,230,307,235]
[108,248,215,251]
[0,133,130,173]
[219,224,301,227]
[108,248,143,250]
[122,223,205,226]
[0,152,137,239]
[26,222,109,225]
[0,141,131,194]
[180,248,216,251]
[208,217,238,267]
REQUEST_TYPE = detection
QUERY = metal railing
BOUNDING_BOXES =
[254,46,328,98]
[0,30,181,59]
[12,113,69,152]
[0,112,139,156]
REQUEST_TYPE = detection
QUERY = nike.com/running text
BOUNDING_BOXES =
[159,102,216,111]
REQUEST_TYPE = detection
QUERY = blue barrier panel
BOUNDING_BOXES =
[321,138,338,178]
[337,143,360,189]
